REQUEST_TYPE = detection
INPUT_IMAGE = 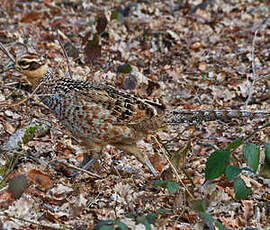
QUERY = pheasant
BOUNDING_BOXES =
[0,43,269,176]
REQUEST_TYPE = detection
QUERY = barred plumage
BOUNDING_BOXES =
[1,47,269,176]
[168,109,269,124]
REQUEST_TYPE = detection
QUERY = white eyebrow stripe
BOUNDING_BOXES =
[20,58,42,62]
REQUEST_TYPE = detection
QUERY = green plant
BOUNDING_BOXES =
[205,123,270,200]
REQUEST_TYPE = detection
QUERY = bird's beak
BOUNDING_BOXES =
[5,63,15,72]
[7,62,15,70]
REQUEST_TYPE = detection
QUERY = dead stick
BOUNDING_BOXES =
[57,30,73,78]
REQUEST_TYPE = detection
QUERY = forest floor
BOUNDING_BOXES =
[0,0,269,229]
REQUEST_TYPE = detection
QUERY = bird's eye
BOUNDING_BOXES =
[18,60,29,67]
[28,61,41,70]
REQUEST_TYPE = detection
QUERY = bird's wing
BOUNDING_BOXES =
[56,79,164,127]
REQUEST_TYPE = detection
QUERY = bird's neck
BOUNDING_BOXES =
[30,68,53,87]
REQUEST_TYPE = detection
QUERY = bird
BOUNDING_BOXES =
[0,42,269,176]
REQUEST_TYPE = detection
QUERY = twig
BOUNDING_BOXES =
[162,139,196,188]
[255,72,270,82]
[243,122,270,144]
[87,191,102,208]
[0,212,71,230]
[56,161,103,179]
[57,30,72,79]
[153,136,195,200]
[245,30,258,108]
[0,41,15,63]
[197,142,219,150]
[0,81,44,107]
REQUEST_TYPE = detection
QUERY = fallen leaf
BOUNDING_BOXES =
[3,121,16,134]
[21,11,45,23]
[28,169,53,189]
[84,35,101,63]
[96,15,108,34]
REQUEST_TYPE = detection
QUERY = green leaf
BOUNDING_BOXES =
[145,213,157,224]
[265,143,270,163]
[126,213,136,218]
[167,181,179,195]
[152,180,167,188]
[155,208,172,215]
[22,125,38,144]
[225,166,242,181]
[136,216,152,230]
[110,10,124,23]
[205,149,231,180]
[227,138,244,150]
[152,180,179,194]
[111,11,118,20]
[191,199,206,212]
[137,208,172,228]
[92,220,115,230]
[100,227,114,230]
[200,213,215,230]
[143,221,151,230]
[115,221,128,230]
[233,177,252,200]
[243,142,260,172]
[137,209,171,229]
[118,64,132,73]
[216,220,227,230]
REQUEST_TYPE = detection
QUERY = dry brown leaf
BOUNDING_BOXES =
[240,200,254,225]
[191,42,204,50]
[219,216,239,228]
[21,11,45,23]
[28,169,53,189]
[198,62,207,71]
[3,121,16,134]
[0,190,14,209]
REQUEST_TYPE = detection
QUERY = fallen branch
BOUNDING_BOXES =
[0,212,71,230]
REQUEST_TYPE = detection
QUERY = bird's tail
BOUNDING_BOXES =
[167,109,270,124]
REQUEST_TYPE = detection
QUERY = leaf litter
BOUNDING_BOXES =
[0,0,269,229]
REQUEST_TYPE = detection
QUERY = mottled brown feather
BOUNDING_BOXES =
[5,52,269,176]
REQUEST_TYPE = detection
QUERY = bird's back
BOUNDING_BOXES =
[37,71,166,144]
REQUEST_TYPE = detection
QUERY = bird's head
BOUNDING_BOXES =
[12,53,48,86]
[0,42,48,86]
